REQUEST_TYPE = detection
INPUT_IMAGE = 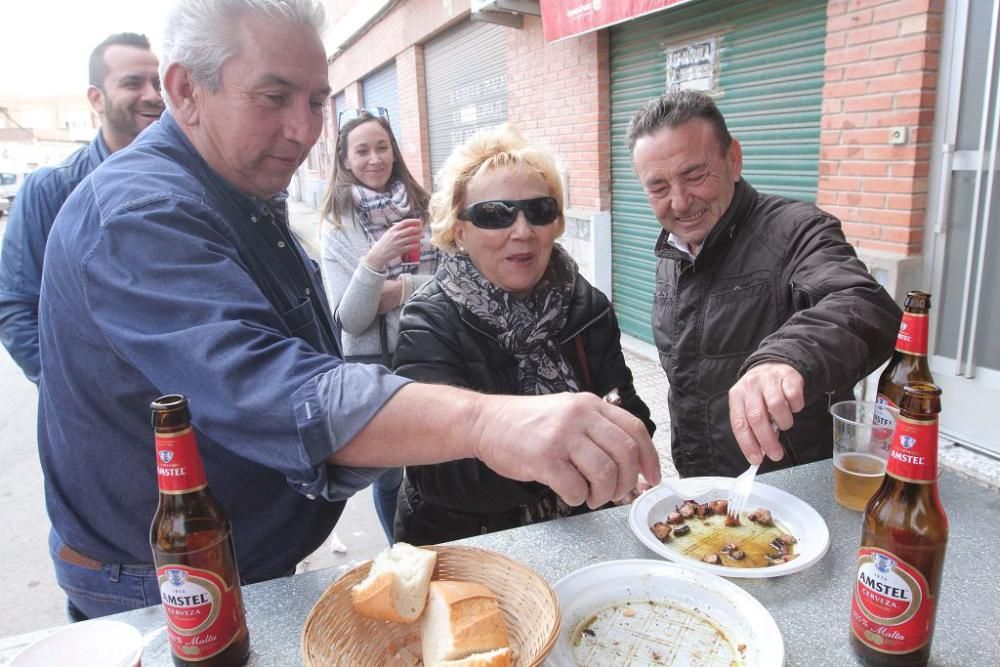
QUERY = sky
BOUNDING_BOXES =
[0,0,176,97]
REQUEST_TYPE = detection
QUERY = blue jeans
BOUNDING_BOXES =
[49,530,160,621]
[373,468,403,542]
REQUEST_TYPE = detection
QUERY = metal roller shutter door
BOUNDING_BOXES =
[332,91,348,123]
[609,0,827,343]
[361,63,403,147]
[424,21,508,185]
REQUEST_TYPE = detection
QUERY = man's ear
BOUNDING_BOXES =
[86,85,105,118]
[727,137,744,182]
[164,63,199,126]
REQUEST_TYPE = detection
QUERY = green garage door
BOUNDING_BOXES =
[610,0,827,343]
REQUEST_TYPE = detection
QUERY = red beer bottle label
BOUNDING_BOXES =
[885,416,938,483]
[895,312,928,356]
[851,547,936,654]
[158,563,244,660]
[155,427,208,493]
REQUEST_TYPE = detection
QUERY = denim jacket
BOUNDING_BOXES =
[38,112,408,582]
[0,132,110,383]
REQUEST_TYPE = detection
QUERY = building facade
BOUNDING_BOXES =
[0,96,96,183]
[310,0,998,459]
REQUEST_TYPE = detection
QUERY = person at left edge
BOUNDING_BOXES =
[38,0,660,621]
[0,32,163,383]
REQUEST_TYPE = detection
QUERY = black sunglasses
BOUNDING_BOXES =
[458,197,561,230]
[337,106,389,130]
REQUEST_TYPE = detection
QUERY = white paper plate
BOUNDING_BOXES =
[628,476,830,578]
[547,559,783,667]
[10,619,143,666]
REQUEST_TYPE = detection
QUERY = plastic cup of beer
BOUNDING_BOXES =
[401,217,423,264]
[401,243,421,264]
[830,400,896,511]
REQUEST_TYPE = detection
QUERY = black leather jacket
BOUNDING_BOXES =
[392,270,655,544]
[653,179,901,477]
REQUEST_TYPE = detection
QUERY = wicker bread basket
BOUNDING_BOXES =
[300,544,560,666]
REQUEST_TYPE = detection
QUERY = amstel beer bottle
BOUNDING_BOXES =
[150,395,250,666]
[874,291,934,439]
[850,382,948,666]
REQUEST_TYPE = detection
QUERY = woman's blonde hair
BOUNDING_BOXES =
[430,124,565,253]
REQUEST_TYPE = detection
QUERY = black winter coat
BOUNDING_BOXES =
[392,270,655,545]
[653,179,901,477]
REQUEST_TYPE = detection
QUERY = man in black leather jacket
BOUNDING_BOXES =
[628,90,901,477]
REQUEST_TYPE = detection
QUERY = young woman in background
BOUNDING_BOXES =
[319,108,439,542]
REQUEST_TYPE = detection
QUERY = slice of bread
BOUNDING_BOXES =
[350,542,437,623]
[437,647,512,667]
[421,581,511,666]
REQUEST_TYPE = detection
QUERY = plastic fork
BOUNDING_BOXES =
[726,463,760,521]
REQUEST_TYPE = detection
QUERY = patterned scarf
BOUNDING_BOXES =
[439,244,580,396]
[352,180,439,279]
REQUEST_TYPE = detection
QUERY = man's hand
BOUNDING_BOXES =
[471,392,661,508]
[613,477,653,506]
[728,362,805,466]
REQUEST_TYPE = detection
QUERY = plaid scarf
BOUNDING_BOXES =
[352,180,438,279]
[439,244,580,396]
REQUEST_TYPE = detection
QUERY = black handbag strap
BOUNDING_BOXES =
[377,314,390,366]
[573,334,592,392]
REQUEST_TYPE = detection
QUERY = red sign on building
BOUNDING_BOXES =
[540,0,693,42]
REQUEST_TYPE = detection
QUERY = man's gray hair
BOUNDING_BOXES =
[161,0,326,98]
[626,90,733,154]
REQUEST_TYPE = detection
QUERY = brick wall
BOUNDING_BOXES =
[326,0,470,191]
[328,0,469,94]
[507,16,610,212]
[396,45,432,188]
[819,0,944,256]
[344,82,363,108]
[327,5,610,212]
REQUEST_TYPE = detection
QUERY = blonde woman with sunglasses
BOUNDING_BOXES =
[391,125,655,545]
[319,108,440,542]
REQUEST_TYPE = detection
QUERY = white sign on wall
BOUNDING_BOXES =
[665,38,718,92]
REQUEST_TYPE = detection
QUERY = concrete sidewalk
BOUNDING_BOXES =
[287,197,322,260]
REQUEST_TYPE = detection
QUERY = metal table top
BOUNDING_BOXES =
[2,461,997,666]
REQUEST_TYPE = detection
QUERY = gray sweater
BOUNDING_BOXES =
[320,214,434,359]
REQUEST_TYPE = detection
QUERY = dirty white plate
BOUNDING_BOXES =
[10,619,143,667]
[546,559,782,666]
[629,476,830,578]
